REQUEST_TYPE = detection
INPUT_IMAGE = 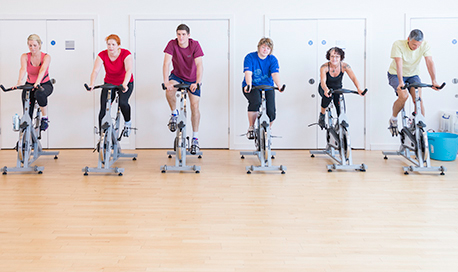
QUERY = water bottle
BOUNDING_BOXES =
[440,113,451,132]
[12,114,20,131]
[454,111,458,134]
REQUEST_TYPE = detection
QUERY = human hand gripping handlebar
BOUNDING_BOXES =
[246,84,286,93]
[84,83,125,92]
[161,83,201,91]
[401,82,446,90]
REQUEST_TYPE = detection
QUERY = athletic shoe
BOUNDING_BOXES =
[168,114,178,132]
[388,118,398,137]
[318,113,326,130]
[190,138,199,155]
[247,126,255,140]
[40,117,49,131]
[123,121,131,137]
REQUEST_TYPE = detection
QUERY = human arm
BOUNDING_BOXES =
[343,62,363,95]
[271,72,283,92]
[244,71,252,93]
[319,63,331,97]
[15,53,28,88]
[88,56,103,91]
[33,54,51,88]
[425,56,440,90]
[162,53,174,91]
[190,56,203,93]
[122,54,133,93]
[394,57,404,92]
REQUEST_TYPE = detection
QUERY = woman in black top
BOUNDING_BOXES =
[318,47,363,129]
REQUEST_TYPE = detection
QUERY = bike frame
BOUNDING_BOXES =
[240,85,286,174]
[82,84,137,176]
[382,82,446,175]
[160,83,202,173]
[310,88,367,172]
[1,83,58,174]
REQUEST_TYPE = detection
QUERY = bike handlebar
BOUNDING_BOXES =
[0,83,43,92]
[84,83,125,92]
[246,84,286,93]
[401,82,446,90]
[161,83,201,91]
[328,88,368,96]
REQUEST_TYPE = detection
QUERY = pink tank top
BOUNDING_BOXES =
[26,52,50,84]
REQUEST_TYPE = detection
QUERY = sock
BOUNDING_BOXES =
[42,116,48,120]
[193,132,198,139]
[391,116,397,121]
[125,120,131,127]
[172,109,178,116]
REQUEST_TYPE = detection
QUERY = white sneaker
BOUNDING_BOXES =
[388,118,398,137]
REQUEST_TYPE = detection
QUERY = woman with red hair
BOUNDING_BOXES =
[88,34,134,136]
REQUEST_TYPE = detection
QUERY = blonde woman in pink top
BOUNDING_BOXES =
[15,34,53,131]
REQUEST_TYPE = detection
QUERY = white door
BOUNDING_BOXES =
[269,19,318,149]
[46,20,95,148]
[0,20,47,148]
[409,17,458,130]
[268,18,366,149]
[317,19,366,149]
[134,19,230,148]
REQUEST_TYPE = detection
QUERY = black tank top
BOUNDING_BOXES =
[325,63,343,90]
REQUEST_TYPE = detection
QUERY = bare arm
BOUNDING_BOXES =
[244,71,252,93]
[122,54,133,92]
[16,53,28,87]
[394,57,404,91]
[425,56,439,89]
[89,56,103,91]
[343,62,363,95]
[190,56,203,92]
[319,63,330,97]
[162,53,173,91]
[271,72,283,92]
[33,54,51,88]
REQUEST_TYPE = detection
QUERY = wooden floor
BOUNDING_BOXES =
[1,149,457,272]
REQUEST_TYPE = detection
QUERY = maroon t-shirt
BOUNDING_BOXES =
[98,48,134,85]
[164,38,204,82]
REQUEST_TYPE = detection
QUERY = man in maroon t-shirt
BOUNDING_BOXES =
[163,24,204,154]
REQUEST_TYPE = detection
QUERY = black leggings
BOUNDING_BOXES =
[243,87,276,122]
[318,86,341,116]
[99,82,133,128]
[22,81,53,118]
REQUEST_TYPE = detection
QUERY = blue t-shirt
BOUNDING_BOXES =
[242,52,279,87]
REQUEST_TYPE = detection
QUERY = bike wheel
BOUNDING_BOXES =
[419,128,427,161]
[254,127,260,151]
[342,128,351,160]
[176,130,184,161]
[99,130,108,164]
[18,130,26,163]
[261,127,268,161]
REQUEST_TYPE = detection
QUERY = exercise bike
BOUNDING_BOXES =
[160,83,202,173]
[1,83,59,174]
[310,88,368,172]
[382,82,446,175]
[82,83,137,176]
[240,85,286,174]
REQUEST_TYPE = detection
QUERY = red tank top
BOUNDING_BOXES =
[98,48,134,85]
[26,52,50,84]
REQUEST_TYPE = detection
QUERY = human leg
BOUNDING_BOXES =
[243,87,262,139]
[35,81,53,130]
[318,86,332,129]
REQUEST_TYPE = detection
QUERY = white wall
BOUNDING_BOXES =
[1,0,457,150]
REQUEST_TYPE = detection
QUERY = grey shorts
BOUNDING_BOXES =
[387,72,421,95]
